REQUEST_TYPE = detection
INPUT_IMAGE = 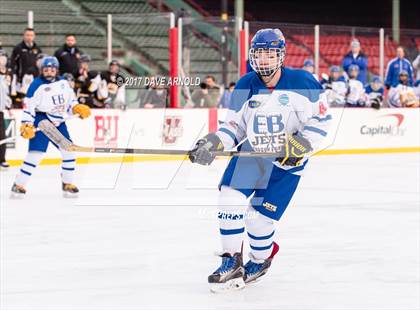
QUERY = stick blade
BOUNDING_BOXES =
[37,120,73,151]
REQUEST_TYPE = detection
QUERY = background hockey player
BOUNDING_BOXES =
[365,76,384,109]
[387,70,419,108]
[11,56,91,197]
[189,28,331,293]
[320,65,347,106]
[345,64,366,107]
[98,60,126,109]
[302,58,318,81]
[0,49,12,169]
[74,54,103,108]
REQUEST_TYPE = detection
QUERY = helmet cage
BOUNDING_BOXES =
[249,47,285,77]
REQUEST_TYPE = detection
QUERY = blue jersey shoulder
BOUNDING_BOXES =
[280,67,323,102]
[26,77,49,98]
[230,68,324,112]
[365,85,384,95]
[229,72,258,112]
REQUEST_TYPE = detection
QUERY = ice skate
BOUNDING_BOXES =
[0,161,10,170]
[62,182,79,198]
[244,242,279,284]
[208,252,245,293]
[10,183,26,199]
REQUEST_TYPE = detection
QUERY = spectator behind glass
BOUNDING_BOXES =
[365,76,384,109]
[189,82,211,108]
[205,75,222,107]
[143,76,167,108]
[385,46,414,89]
[342,39,368,84]
[218,82,236,108]
[54,34,82,77]
[387,70,419,108]
[302,58,318,81]
[10,27,42,108]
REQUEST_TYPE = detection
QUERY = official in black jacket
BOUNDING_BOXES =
[54,34,82,77]
[10,28,42,82]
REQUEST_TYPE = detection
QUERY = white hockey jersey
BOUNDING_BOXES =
[388,84,419,108]
[21,76,78,124]
[346,78,366,106]
[0,74,12,111]
[216,68,331,172]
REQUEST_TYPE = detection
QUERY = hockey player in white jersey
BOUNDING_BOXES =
[365,76,384,109]
[320,65,347,106]
[345,64,366,107]
[189,28,331,292]
[11,56,91,197]
[388,70,419,108]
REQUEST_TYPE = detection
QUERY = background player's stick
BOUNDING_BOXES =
[38,119,280,157]
[0,114,80,146]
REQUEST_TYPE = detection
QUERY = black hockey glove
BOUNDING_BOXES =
[277,134,313,166]
[189,133,224,166]
[370,96,382,110]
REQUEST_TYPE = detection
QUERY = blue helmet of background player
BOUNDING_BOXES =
[398,70,409,85]
[370,76,383,91]
[40,56,59,81]
[348,64,359,78]
[303,58,315,74]
[303,59,314,68]
[329,65,341,80]
[329,65,340,73]
[249,28,286,77]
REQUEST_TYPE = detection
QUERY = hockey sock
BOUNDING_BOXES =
[217,186,248,254]
[245,205,275,260]
[15,151,44,186]
[61,150,76,184]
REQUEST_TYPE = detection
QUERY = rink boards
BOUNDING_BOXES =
[3,107,420,165]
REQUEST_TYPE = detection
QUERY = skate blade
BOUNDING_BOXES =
[244,271,267,284]
[62,192,79,199]
[209,277,245,293]
[244,276,261,285]
[10,192,25,199]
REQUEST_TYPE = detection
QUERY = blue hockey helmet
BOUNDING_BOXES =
[398,69,409,76]
[348,64,359,72]
[329,65,340,73]
[40,56,59,70]
[371,75,382,84]
[303,59,314,67]
[249,28,286,77]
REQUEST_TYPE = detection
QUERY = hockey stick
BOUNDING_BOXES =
[0,114,80,146]
[37,120,280,157]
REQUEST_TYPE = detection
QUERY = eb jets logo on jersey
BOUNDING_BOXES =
[250,113,286,152]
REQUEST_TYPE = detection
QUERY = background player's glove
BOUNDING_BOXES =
[20,123,36,139]
[189,133,224,165]
[72,104,91,119]
[277,134,312,166]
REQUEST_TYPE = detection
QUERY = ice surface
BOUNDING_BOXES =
[1,153,419,310]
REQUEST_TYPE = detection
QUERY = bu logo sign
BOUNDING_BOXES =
[163,116,183,144]
[94,115,119,146]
